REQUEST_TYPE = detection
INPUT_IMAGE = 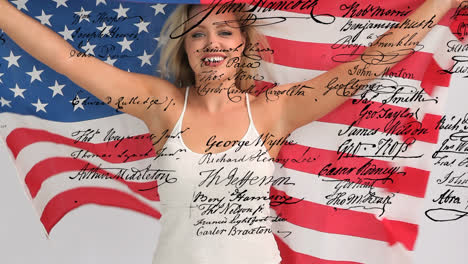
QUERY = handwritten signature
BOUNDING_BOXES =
[170,0,335,39]
[439,56,468,78]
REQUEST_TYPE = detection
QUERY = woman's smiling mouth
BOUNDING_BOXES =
[201,54,227,67]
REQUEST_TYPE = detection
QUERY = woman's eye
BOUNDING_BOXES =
[191,32,204,38]
[219,31,232,36]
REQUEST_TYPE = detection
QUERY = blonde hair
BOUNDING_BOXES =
[157,4,272,92]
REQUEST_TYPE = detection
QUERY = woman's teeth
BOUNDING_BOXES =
[202,56,225,63]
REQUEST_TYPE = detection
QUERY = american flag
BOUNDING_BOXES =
[0,0,175,234]
[0,0,461,263]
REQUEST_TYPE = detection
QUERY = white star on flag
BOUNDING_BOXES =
[81,41,97,56]
[104,56,117,66]
[9,84,26,99]
[117,37,133,52]
[0,72,3,83]
[151,4,166,15]
[35,10,53,26]
[69,94,87,111]
[138,50,153,67]
[96,0,107,6]
[48,80,65,97]
[74,7,91,23]
[12,0,28,11]
[97,22,113,37]
[31,98,48,113]
[3,51,21,68]
[59,25,75,41]
[26,66,44,83]
[134,19,150,34]
[113,4,129,19]
[52,0,69,8]
[0,97,11,108]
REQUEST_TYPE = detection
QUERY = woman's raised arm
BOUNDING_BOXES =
[268,0,460,133]
[0,0,179,122]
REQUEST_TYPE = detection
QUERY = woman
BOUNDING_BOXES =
[0,0,461,263]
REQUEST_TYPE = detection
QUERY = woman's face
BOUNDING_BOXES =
[184,5,246,84]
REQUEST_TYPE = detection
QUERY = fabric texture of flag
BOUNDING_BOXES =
[0,0,462,263]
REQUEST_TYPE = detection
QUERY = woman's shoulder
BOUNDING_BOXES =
[137,75,187,127]
[248,89,286,131]
[137,74,182,98]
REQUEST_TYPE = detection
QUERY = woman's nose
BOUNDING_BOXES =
[206,32,221,48]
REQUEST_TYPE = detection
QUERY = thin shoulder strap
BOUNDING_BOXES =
[173,86,189,130]
[245,93,253,123]
[181,86,189,114]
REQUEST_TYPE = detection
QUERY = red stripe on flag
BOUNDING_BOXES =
[384,166,429,195]
[6,128,156,163]
[449,14,468,42]
[420,57,452,95]
[382,217,419,248]
[277,143,429,198]
[40,187,161,233]
[270,188,419,250]
[25,157,160,201]
[273,234,364,264]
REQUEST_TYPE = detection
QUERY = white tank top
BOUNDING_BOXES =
[152,87,282,264]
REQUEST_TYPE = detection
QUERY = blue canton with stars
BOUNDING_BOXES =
[0,0,177,122]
